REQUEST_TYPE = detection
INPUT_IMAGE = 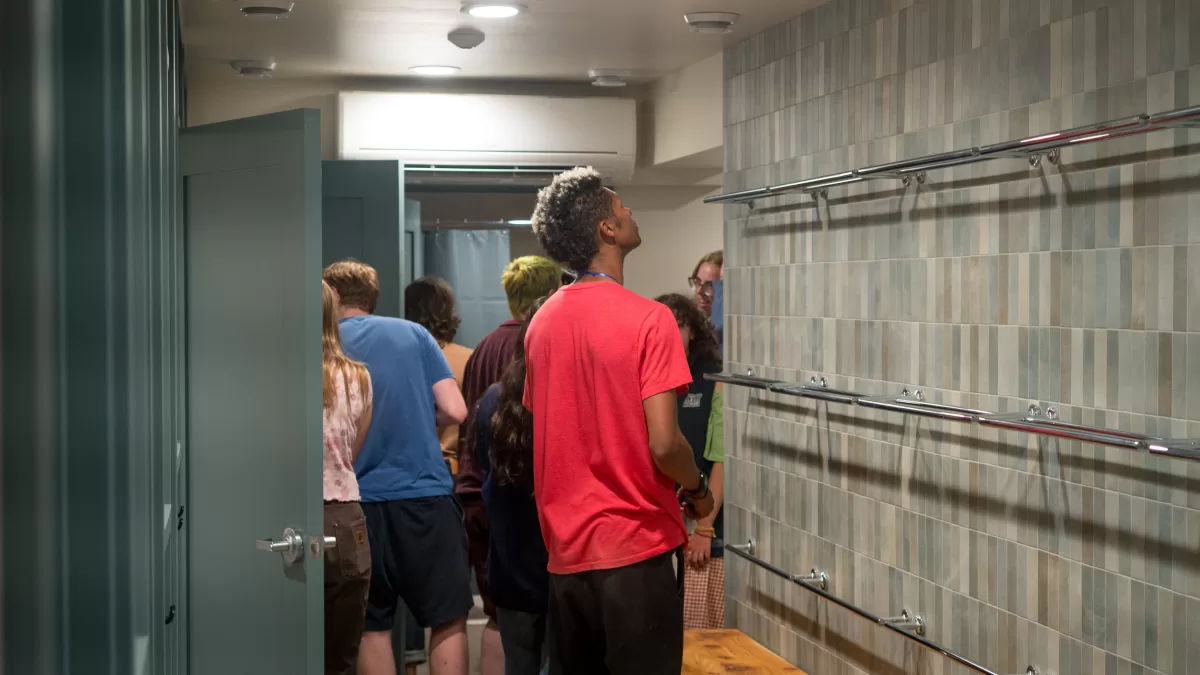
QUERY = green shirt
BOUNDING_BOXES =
[703,389,724,463]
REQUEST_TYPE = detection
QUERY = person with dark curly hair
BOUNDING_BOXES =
[406,276,473,474]
[655,293,726,631]
[525,167,714,675]
[467,295,552,675]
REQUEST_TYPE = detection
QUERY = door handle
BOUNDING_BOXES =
[304,535,340,559]
[256,527,304,564]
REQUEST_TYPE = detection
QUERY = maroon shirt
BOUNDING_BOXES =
[455,319,523,496]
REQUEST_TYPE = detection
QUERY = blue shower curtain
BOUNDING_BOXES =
[424,229,512,348]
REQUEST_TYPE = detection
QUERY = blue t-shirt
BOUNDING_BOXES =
[339,315,455,501]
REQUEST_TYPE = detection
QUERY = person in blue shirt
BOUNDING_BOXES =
[323,260,472,675]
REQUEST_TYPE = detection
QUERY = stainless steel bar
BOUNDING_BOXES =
[703,372,781,391]
[857,148,980,176]
[978,416,1145,449]
[724,542,1009,675]
[880,609,925,636]
[768,383,860,405]
[1146,439,1200,461]
[704,105,1197,204]
[857,397,981,422]
[856,388,991,422]
[1146,104,1200,128]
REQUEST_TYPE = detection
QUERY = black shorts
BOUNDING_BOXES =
[547,549,684,675]
[361,495,474,632]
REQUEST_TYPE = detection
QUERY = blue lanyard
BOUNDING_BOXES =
[574,271,618,284]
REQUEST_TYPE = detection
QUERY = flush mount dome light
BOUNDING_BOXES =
[234,1,296,18]
[588,69,630,87]
[462,3,523,18]
[231,59,277,77]
[409,65,461,76]
[684,12,740,34]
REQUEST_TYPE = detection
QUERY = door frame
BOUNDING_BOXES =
[2,0,186,674]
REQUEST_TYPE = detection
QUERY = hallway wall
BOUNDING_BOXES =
[721,2,1200,675]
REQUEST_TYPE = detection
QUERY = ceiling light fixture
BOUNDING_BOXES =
[448,27,486,50]
[588,69,630,88]
[684,12,740,34]
[409,65,461,76]
[230,59,277,78]
[462,3,523,18]
[507,219,532,226]
[235,1,296,18]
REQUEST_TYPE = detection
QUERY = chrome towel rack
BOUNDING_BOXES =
[706,104,1200,205]
[726,539,1047,675]
[705,371,1200,464]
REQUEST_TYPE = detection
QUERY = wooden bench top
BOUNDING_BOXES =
[682,629,807,674]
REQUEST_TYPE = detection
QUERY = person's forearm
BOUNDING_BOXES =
[651,431,703,490]
[698,461,724,526]
[435,410,459,427]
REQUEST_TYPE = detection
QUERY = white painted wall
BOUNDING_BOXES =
[619,185,723,299]
[650,52,723,168]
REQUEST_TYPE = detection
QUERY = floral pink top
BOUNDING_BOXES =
[323,366,372,502]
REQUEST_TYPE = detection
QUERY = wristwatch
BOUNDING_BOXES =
[681,471,709,500]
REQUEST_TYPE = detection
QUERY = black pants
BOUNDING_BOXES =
[547,549,683,675]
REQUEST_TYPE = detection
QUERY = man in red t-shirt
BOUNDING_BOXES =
[523,167,715,675]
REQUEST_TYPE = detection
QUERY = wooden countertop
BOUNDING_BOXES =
[682,630,808,674]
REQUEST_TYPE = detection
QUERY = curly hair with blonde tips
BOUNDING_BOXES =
[530,167,612,273]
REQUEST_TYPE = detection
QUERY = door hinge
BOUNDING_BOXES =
[164,605,176,625]
[176,505,185,530]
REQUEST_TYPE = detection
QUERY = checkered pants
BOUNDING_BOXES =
[682,556,725,630]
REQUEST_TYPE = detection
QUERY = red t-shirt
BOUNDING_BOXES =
[523,281,692,574]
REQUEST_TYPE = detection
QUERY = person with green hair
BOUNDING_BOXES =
[453,254,563,675]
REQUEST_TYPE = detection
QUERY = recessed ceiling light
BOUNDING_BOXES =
[507,219,532,226]
[462,3,523,18]
[409,65,461,76]
[684,12,740,34]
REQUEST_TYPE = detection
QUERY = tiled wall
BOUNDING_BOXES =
[720,2,1200,675]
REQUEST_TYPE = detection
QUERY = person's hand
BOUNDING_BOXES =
[687,531,713,568]
[681,489,715,520]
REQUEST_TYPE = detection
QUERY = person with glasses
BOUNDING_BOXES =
[687,250,723,319]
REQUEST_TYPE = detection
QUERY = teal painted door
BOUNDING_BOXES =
[181,109,324,675]
[404,197,424,291]
[323,161,405,317]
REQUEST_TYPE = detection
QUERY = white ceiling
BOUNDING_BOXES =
[182,0,824,82]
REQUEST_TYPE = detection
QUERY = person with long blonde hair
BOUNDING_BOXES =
[321,279,374,675]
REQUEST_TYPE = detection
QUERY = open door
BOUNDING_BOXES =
[322,160,406,317]
[181,109,324,675]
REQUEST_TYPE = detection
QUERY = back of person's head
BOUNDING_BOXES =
[323,259,380,314]
[531,167,611,272]
[404,276,461,345]
[655,293,721,367]
[501,256,562,319]
[490,292,553,487]
[321,280,369,409]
